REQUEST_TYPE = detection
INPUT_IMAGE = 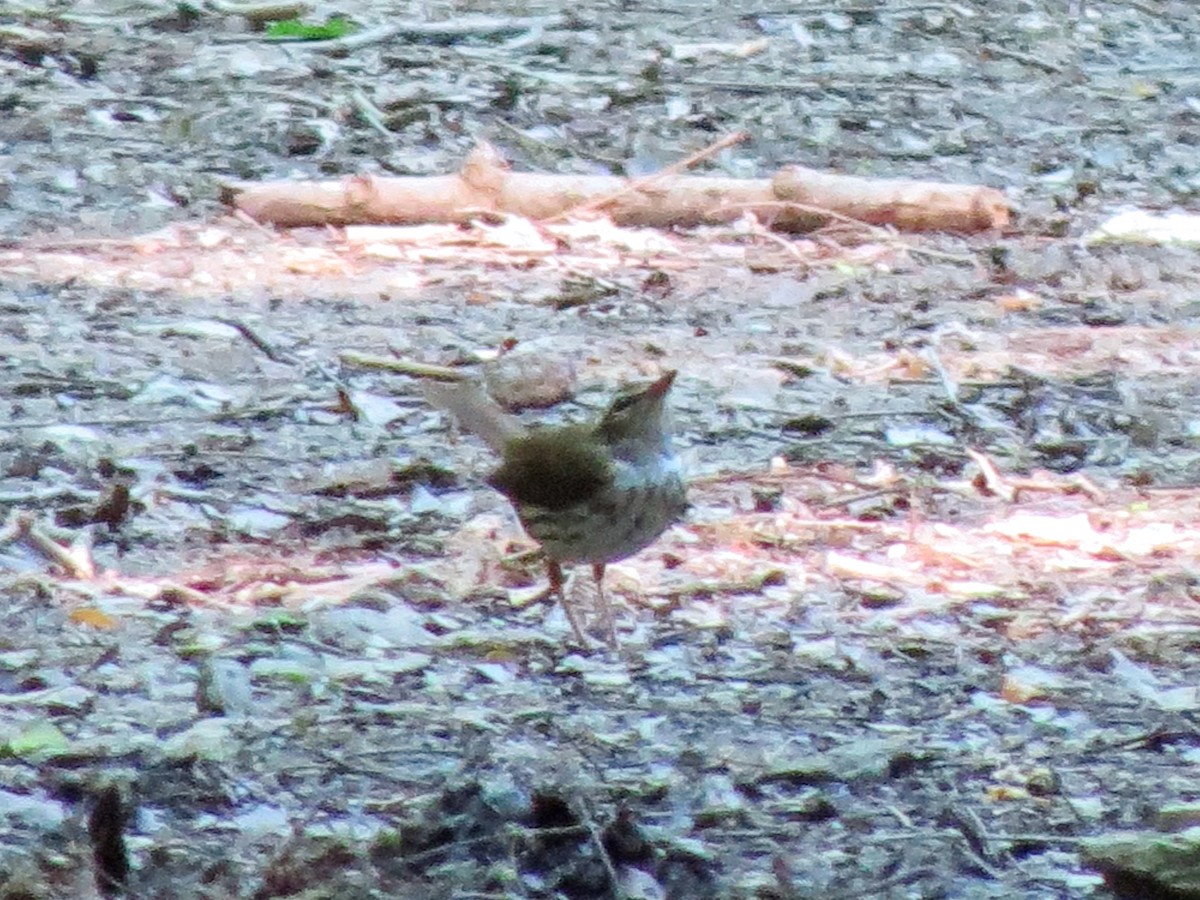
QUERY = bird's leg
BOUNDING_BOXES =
[592,562,618,648]
[548,559,589,647]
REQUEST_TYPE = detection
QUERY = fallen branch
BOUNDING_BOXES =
[2,512,96,579]
[224,142,1010,234]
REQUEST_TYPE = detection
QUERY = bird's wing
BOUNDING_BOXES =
[487,426,611,511]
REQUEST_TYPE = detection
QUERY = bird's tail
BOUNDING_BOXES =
[422,378,525,454]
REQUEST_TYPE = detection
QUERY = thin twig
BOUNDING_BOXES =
[555,131,749,221]
[213,316,290,363]
[0,400,306,432]
[253,14,568,52]
[981,42,1064,75]
[965,448,1015,501]
[339,351,466,381]
[6,513,96,579]
[712,198,979,263]
[350,88,392,138]
[579,805,622,900]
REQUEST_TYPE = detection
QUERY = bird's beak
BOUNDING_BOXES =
[645,370,677,400]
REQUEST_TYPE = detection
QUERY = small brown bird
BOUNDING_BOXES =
[427,372,687,647]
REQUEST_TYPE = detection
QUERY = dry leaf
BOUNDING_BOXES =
[70,608,117,630]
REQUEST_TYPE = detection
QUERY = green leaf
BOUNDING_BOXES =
[7,721,70,758]
[265,16,355,40]
[248,610,308,633]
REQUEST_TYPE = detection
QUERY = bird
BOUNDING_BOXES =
[425,371,687,647]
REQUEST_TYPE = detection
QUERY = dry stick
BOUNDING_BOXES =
[1029,471,1105,501]
[552,130,750,221]
[713,198,978,264]
[958,455,1106,502]
[942,806,1004,879]
[0,512,23,545]
[0,408,291,431]
[243,86,338,112]
[338,351,464,381]
[965,448,1016,502]
[350,88,391,137]
[0,486,89,505]
[739,216,811,260]
[981,42,1064,75]
[685,76,949,95]
[579,807,622,900]
[868,829,1085,845]
[720,196,978,260]
[156,580,240,609]
[255,14,568,52]
[491,116,561,157]
[6,512,96,579]
[213,317,290,363]
[0,235,143,251]
[884,803,915,829]
[206,0,309,26]
[230,208,279,236]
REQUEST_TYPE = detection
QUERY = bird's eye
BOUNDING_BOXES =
[607,392,639,414]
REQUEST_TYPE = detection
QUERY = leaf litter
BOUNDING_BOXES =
[3,0,1200,896]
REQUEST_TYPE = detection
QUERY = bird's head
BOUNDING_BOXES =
[595,370,676,456]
